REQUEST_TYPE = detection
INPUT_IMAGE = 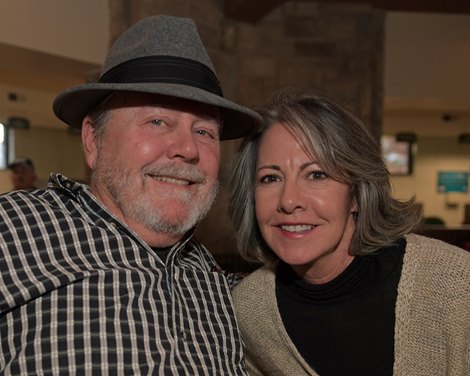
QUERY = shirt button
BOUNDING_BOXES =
[210,264,223,273]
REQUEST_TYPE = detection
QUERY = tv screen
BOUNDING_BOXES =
[381,135,412,175]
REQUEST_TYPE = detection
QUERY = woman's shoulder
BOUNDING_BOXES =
[395,234,470,375]
[233,263,277,303]
[403,233,470,290]
[405,233,470,265]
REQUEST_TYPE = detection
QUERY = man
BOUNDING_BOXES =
[7,156,37,190]
[0,15,260,375]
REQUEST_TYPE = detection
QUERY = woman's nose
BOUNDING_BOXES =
[277,181,306,214]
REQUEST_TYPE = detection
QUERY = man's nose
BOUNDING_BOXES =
[166,121,199,163]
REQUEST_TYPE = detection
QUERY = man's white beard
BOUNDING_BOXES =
[95,157,219,238]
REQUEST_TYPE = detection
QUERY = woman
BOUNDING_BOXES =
[228,89,470,375]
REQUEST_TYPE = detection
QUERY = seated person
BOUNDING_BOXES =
[228,89,470,376]
[8,157,37,190]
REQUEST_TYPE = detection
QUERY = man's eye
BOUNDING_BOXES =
[195,129,211,137]
[150,119,164,126]
[194,128,219,143]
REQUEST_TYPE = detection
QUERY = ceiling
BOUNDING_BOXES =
[0,43,99,129]
[1,1,469,136]
[0,43,99,93]
[225,0,470,23]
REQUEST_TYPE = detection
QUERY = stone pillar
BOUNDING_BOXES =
[230,2,384,138]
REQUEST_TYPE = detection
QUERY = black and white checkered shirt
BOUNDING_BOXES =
[0,173,247,375]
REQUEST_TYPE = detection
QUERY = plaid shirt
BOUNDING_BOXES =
[0,173,247,375]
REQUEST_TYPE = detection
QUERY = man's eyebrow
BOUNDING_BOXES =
[199,113,224,132]
[201,115,222,123]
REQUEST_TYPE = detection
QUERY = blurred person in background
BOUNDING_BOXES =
[8,156,38,190]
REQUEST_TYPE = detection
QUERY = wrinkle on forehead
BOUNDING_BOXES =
[108,92,222,124]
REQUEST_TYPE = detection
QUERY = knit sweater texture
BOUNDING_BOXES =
[233,234,470,375]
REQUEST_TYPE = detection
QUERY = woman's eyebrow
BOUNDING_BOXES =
[257,164,281,172]
[300,161,318,170]
[257,162,319,172]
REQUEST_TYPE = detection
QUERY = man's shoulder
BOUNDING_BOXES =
[0,187,77,219]
[0,188,48,205]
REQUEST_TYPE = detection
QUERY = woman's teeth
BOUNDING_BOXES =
[281,224,313,233]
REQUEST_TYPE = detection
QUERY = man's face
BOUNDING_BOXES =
[83,93,221,247]
[10,165,37,190]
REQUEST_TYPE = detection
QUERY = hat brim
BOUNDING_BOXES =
[53,82,261,140]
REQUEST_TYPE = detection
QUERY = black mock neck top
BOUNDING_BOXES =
[276,238,406,376]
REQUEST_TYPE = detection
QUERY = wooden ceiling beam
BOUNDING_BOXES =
[224,0,287,23]
[366,0,470,14]
[224,0,470,23]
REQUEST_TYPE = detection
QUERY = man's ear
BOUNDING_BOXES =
[82,117,98,170]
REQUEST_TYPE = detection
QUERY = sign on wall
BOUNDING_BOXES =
[437,171,469,193]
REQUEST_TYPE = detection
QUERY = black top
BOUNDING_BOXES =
[276,238,406,376]
[151,246,173,262]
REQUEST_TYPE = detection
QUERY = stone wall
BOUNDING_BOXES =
[107,0,384,265]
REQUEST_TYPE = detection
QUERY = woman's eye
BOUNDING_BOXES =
[259,174,280,184]
[308,170,327,180]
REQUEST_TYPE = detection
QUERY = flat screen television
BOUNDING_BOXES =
[381,135,413,175]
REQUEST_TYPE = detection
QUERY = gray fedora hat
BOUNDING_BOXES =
[53,15,260,140]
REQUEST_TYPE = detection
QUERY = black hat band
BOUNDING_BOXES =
[99,56,224,97]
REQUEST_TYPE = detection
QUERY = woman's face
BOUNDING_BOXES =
[255,122,357,284]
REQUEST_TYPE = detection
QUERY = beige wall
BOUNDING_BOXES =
[389,137,470,226]
[0,0,108,64]
[0,0,106,193]
[384,12,470,226]
[0,127,86,193]
[385,12,470,102]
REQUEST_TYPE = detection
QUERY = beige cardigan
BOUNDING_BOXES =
[233,234,470,375]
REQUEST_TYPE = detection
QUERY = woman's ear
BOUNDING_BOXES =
[350,196,359,219]
[351,198,358,213]
[82,117,98,170]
